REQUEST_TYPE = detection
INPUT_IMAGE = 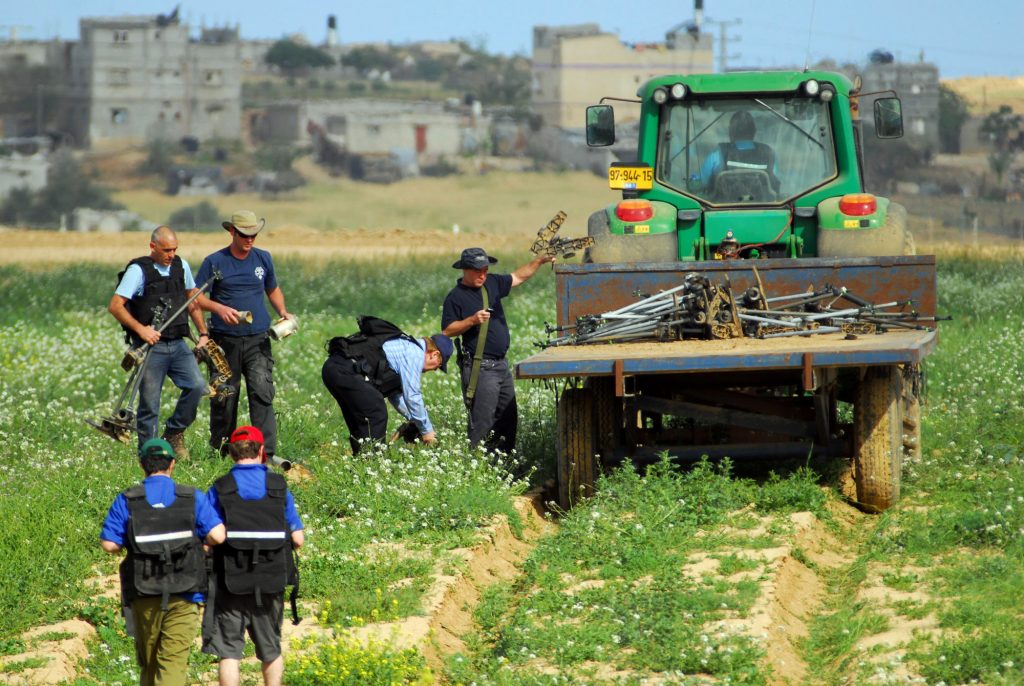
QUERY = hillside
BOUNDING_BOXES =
[944,75,1024,113]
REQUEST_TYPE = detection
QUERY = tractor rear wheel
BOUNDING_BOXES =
[556,387,596,510]
[583,209,677,264]
[818,202,912,258]
[853,366,903,512]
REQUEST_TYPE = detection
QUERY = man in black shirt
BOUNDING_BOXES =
[441,247,554,453]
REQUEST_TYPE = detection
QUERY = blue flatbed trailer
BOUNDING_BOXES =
[515,256,938,512]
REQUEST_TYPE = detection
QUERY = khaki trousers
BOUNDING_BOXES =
[131,596,200,686]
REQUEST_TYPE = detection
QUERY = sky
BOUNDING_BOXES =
[6,0,1023,79]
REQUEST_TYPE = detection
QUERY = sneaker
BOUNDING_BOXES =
[162,430,190,460]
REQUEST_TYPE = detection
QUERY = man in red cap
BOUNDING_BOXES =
[202,426,304,686]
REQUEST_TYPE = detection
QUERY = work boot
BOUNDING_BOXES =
[162,430,190,460]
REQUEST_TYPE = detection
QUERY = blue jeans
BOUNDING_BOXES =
[136,339,207,450]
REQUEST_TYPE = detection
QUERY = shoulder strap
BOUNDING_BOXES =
[214,473,238,495]
[466,286,490,403]
[265,472,287,497]
[124,483,147,500]
[173,483,195,498]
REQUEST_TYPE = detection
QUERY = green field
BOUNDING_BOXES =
[0,247,1022,685]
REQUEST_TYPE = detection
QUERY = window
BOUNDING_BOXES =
[911,118,926,135]
[367,124,381,134]
[113,30,129,43]
[657,96,837,206]
[110,68,129,86]
[204,70,223,86]
[111,108,128,124]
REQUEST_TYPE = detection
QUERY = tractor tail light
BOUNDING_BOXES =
[839,194,877,216]
[616,199,654,222]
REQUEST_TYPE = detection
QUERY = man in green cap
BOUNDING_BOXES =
[101,438,226,686]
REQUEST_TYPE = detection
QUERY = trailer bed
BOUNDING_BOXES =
[516,329,937,379]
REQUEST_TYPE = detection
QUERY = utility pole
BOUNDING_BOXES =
[705,18,742,73]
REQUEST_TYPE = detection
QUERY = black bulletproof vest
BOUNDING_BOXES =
[122,483,205,608]
[213,471,294,603]
[122,256,190,341]
[327,318,417,397]
[719,142,781,192]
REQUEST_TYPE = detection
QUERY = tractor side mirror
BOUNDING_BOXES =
[873,97,903,139]
[586,105,615,147]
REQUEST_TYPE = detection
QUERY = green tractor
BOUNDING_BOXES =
[583,70,912,263]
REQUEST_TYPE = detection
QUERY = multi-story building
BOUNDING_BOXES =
[63,13,241,147]
[532,23,713,130]
[856,60,941,153]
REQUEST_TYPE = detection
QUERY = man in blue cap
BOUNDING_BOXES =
[442,247,554,453]
[100,438,225,686]
[322,317,454,453]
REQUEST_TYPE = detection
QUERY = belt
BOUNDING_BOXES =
[465,354,505,362]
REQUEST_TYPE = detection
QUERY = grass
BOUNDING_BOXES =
[0,256,553,683]
[2,237,1024,684]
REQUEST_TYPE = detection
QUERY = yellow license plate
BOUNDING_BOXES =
[608,166,654,190]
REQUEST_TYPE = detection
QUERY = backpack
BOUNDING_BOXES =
[326,316,418,397]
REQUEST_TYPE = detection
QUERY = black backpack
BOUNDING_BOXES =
[326,316,418,397]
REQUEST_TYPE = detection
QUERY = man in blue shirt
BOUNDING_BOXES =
[442,247,553,453]
[101,438,225,686]
[196,211,295,461]
[109,226,211,457]
[202,426,303,686]
[322,324,454,453]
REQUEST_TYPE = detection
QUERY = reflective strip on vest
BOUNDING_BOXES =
[134,530,193,544]
[726,160,768,170]
[226,531,287,540]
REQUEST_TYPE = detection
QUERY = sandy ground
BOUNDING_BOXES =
[0,225,524,266]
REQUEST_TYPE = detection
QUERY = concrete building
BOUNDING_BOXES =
[531,23,713,130]
[858,60,941,153]
[63,13,242,147]
[255,99,489,158]
[0,138,50,199]
[0,38,64,70]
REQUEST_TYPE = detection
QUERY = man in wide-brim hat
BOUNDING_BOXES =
[441,247,554,454]
[196,210,296,463]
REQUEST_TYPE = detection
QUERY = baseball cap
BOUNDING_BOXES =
[140,438,174,460]
[230,425,265,444]
[430,334,454,373]
[452,247,498,270]
[222,210,265,237]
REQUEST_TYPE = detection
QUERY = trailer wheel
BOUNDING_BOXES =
[556,387,596,510]
[853,366,903,512]
[902,364,922,462]
[590,377,621,460]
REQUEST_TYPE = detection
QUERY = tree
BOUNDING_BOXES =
[167,201,221,232]
[138,139,176,176]
[264,40,335,75]
[0,151,121,228]
[254,144,306,172]
[979,105,1022,152]
[938,84,970,154]
[341,45,398,73]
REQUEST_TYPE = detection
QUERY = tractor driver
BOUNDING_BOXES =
[695,111,781,198]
